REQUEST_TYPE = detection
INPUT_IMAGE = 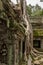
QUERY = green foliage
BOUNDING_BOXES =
[33,29,43,36]
[27,4,43,16]
[31,10,43,16]
[0,10,25,35]
[33,30,39,36]
[9,21,25,36]
[26,5,32,16]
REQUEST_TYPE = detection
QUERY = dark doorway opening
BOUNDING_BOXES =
[33,40,41,48]
[22,39,25,55]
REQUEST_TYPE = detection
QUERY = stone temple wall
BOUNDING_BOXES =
[30,16,43,49]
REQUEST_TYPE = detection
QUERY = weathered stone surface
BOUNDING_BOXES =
[0,0,33,65]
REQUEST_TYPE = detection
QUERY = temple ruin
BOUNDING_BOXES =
[0,0,33,65]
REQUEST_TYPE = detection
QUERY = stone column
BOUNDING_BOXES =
[14,43,16,65]
[8,45,13,65]
[20,40,23,58]
[14,39,19,65]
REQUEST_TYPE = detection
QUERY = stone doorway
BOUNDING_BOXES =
[33,40,41,48]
